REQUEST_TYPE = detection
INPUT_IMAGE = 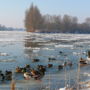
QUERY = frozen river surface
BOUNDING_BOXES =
[0,31,90,90]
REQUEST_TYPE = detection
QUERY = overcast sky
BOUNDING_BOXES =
[0,0,90,28]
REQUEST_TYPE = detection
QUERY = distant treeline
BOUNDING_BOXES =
[0,24,16,31]
[0,24,24,31]
[25,4,90,33]
[0,24,10,30]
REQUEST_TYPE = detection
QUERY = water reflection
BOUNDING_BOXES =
[24,38,42,47]
[24,36,42,60]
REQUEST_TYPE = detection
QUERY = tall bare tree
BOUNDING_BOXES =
[25,3,43,32]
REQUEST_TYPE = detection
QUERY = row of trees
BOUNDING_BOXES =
[25,4,90,33]
[0,24,8,30]
[0,24,24,31]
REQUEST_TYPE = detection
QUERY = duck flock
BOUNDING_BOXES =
[0,57,73,82]
[0,49,90,90]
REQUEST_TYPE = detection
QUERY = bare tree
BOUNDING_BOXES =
[24,4,90,33]
[85,17,90,26]
[25,3,43,32]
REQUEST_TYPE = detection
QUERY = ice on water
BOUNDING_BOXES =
[0,31,90,89]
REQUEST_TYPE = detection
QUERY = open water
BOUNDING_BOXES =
[0,31,90,90]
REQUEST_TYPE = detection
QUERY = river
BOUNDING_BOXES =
[0,31,90,90]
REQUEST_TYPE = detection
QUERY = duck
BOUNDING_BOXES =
[47,64,53,68]
[87,51,90,61]
[80,58,88,66]
[15,67,25,73]
[37,65,46,75]
[58,65,63,70]
[24,64,31,72]
[48,57,56,62]
[62,61,67,67]
[24,72,31,80]
[32,59,40,62]
[30,69,41,80]
[5,70,12,80]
